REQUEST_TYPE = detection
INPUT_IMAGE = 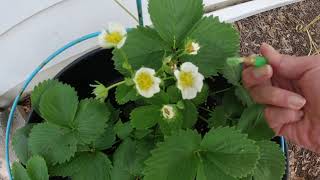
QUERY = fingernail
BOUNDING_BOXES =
[252,65,271,78]
[288,96,306,109]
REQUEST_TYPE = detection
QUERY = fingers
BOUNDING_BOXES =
[242,62,306,110]
[260,43,320,79]
[264,106,304,135]
[242,65,273,88]
[250,86,306,110]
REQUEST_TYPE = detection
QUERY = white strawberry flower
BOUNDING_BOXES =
[161,105,175,120]
[98,23,127,49]
[174,62,204,100]
[133,67,161,98]
[185,40,200,55]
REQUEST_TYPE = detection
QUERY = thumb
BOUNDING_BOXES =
[260,43,320,79]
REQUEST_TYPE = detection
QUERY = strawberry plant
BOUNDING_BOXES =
[12,0,286,179]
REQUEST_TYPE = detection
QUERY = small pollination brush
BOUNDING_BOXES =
[227,56,268,67]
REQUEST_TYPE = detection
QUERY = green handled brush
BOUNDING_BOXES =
[227,56,267,67]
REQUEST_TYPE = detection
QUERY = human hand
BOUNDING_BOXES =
[242,43,320,153]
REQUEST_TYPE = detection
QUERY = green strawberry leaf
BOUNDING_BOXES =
[31,79,59,115]
[12,162,30,180]
[196,159,237,180]
[182,16,239,77]
[192,83,209,106]
[130,105,162,130]
[74,99,110,144]
[143,128,259,180]
[115,84,140,105]
[148,0,203,46]
[144,130,201,180]
[51,152,112,180]
[181,100,198,128]
[133,129,153,139]
[12,124,34,165]
[208,106,228,128]
[237,104,274,141]
[28,123,77,165]
[167,85,182,103]
[26,156,49,180]
[12,156,49,180]
[143,91,170,105]
[106,101,120,123]
[222,62,242,86]
[222,90,244,117]
[200,127,260,178]
[252,141,286,180]
[114,120,133,139]
[111,138,154,179]
[39,82,78,127]
[92,124,116,150]
[134,137,155,175]
[112,27,168,74]
[158,105,183,135]
[111,139,136,180]
[235,86,254,107]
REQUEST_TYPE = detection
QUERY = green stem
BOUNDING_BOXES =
[199,106,214,114]
[119,49,134,75]
[176,51,187,58]
[199,115,209,123]
[156,66,164,75]
[162,76,175,81]
[106,80,126,90]
[113,0,139,23]
[210,87,232,96]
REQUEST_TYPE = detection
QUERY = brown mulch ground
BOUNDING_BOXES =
[236,0,320,179]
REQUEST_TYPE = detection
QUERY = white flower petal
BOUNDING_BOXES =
[140,89,154,98]
[181,87,198,99]
[152,84,161,94]
[181,62,198,73]
[175,62,204,99]
[192,42,200,51]
[98,30,113,48]
[174,70,180,79]
[162,105,175,119]
[117,36,127,48]
[195,77,204,92]
[134,67,161,98]
[154,77,161,84]
[108,23,126,36]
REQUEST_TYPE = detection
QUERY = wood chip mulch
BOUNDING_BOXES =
[236,0,320,179]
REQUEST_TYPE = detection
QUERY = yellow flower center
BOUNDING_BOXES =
[186,42,194,53]
[179,71,194,88]
[136,72,154,91]
[105,32,123,44]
